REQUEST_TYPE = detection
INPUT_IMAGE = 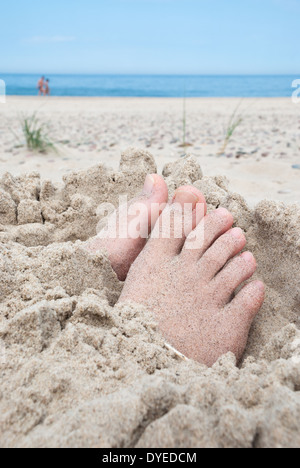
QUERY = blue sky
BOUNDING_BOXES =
[1,0,299,74]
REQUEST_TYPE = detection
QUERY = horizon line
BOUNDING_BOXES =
[1,73,299,77]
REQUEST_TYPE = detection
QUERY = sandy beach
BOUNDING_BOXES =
[0,98,300,448]
[1,97,299,208]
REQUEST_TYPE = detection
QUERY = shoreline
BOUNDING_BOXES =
[4,95,294,100]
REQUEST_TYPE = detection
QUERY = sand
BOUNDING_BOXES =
[0,147,300,448]
[0,97,300,208]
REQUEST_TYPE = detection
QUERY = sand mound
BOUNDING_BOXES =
[0,148,299,448]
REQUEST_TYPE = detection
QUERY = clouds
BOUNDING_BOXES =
[24,36,76,44]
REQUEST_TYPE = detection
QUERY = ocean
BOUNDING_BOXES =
[0,74,298,98]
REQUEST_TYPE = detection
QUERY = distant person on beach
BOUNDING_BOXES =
[43,79,50,96]
[37,76,45,95]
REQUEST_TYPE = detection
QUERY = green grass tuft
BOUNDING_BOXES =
[218,101,244,156]
[21,113,56,153]
[182,95,187,148]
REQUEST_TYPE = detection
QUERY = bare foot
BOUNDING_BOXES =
[119,187,265,367]
[86,174,168,281]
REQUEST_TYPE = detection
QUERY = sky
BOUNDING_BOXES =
[1,0,299,75]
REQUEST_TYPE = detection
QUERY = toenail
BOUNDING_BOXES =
[216,207,229,217]
[256,281,265,292]
[173,189,199,209]
[231,227,244,239]
[241,251,254,263]
[215,207,234,224]
[143,175,155,195]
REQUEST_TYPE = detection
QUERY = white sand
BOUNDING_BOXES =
[0,148,300,448]
[0,97,299,207]
[0,98,300,448]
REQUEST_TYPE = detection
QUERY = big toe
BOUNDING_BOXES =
[86,174,168,280]
[139,174,169,231]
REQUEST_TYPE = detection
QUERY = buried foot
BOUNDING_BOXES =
[86,174,168,281]
[119,187,265,367]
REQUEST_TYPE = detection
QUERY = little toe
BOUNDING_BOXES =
[182,207,234,259]
[212,251,257,305]
[198,227,247,281]
[214,280,265,364]
[227,280,265,323]
[228,281,266,321]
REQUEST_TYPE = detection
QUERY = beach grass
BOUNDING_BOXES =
[218,102,244,155]
[182,95,187,148]
[21,113,56,153]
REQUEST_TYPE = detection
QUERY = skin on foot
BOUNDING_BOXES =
[86,174,168,281]
[119,187,265,367]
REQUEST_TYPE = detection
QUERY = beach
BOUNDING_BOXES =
[0,97,300,448]
[1,97,299,207]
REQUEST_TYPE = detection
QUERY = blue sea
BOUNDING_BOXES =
[0,74,298,97]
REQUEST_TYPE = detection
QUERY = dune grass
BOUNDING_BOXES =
[218,101,244,155]
[182,95,187,148]
[180,93,192,149]
[21,113,56,153]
